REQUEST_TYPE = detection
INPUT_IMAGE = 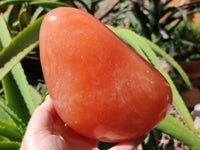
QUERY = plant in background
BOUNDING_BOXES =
[0,0,200,150]
[171,20,200,61]
[102,0,200,56]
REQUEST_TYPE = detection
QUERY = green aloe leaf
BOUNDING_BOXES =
[30,1,70,9]
[30,6,44,23]
[0,0,70,9]
[0,108,10,122]
[0,0,27,9]
[2,63,35,124]
[168,82,196,134]
[0,100,22,126]
[0,14,37,125]
[0,119,22,141]
[0,16,43,80]
[0,98,18,124]
[0,135,10,141]
[156,115,200,150]
[0,14,11,49]
[18,4,32,30]
[0,141,20,150]
[3,5,19,31]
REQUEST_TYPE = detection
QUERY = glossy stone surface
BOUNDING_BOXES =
[40,7,172,142]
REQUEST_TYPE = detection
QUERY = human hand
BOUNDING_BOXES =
[20,95,146,150]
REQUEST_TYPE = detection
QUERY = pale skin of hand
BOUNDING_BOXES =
[20,96,146,150]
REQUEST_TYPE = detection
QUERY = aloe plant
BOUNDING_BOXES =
[0,0,200,150]
[114,0,200,55]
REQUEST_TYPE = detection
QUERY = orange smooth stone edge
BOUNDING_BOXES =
[39,7,172,142]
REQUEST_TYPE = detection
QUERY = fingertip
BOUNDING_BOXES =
[44,95,51,101]
[108,134,147,150]
[108,143,135,150]
[42,95,51,105]
[32,94,55,120]
[41,95,54,108]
